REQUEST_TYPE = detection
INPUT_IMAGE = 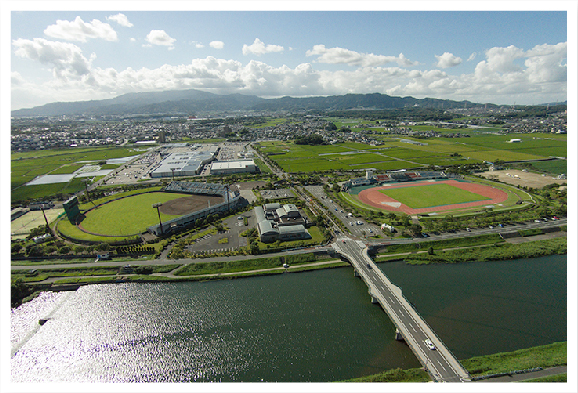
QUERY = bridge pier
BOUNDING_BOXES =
[369,292,379,304]
[395,328,405,342]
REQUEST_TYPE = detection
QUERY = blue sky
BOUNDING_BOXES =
[6,4,576,110]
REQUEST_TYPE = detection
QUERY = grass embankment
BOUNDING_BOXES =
[375,234,503,262]
[12,265,182,284]
[175,253,319,276]
[345,342,566,382]
[403,236,566,264]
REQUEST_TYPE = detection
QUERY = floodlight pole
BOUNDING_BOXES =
[225,185,230,211]
[41,206,52,235]
[83,179,90,201]
[153,203,163,235]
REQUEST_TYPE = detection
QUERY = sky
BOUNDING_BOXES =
[4,2,577,111]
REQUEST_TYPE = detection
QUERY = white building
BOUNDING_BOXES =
[210,160,257,175]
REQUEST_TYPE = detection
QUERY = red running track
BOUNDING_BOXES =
[357,180,509,215]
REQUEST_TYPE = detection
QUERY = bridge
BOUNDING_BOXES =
[333,236,471,383]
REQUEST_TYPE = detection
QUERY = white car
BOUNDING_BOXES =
[424,338,436,350]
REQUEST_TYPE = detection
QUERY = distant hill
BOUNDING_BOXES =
[11,89,492,117]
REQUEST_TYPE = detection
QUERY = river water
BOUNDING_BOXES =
[10,255,566,382]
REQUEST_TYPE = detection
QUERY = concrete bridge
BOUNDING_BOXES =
[332,236,471,383]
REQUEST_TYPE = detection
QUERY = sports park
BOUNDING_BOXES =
[358,179,509,215]
[344,171,523,216]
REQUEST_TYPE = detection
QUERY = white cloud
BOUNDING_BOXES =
[482,44,525,73]
[306,45,418,67]
[435,52,462,68]
[192,41,204,48]
[467,52,477,61]
[242,38,284,56]
[13,38,93,79]
[210,41,225,49]
[107,13,133,27]
[11,41,567,109]
[44,16,117,42]
[145,30,176,48]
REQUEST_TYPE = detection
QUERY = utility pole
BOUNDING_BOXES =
[152,203,163,235]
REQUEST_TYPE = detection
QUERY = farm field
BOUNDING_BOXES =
[11,177,87,202]
[259,131,566,173]
[79,192,192,236]
[11,146,145,194]
[379,183,490,209]
[257,141,422,172]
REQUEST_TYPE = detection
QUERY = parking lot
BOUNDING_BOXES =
[186,211,255,254]
[260,188,295,200]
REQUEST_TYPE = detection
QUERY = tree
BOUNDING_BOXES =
[408,224,422,237]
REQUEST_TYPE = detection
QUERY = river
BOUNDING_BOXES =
[10,255,566,382]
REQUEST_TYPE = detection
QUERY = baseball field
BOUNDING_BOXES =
[78,192,223,236]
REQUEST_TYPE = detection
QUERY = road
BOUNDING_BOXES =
[333,236,471,382]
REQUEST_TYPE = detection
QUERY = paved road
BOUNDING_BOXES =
[333,237,471,382]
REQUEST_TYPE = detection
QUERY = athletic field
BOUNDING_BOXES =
[358,180,508,215]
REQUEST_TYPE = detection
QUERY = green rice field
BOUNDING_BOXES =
[258,132,566,174]
[379,183,490,209]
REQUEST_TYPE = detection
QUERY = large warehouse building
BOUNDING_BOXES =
[210,160,257,175]
[150,146,218,178]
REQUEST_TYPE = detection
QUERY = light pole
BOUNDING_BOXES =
[153,203,163,235]
[82,179,90,201]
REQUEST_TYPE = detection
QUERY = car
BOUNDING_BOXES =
[422,233,429,238]
[489,225,494,229]
[466,228,471,232]
[237,216,243,220]
[534,219,541,223]
[424,338,436,350]
[499,223,504,228]
[366,263,372,269]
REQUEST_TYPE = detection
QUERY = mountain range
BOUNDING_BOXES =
[11,89,493,117]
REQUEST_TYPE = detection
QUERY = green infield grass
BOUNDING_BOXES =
[379,183,490,209]
[79,192,193,236]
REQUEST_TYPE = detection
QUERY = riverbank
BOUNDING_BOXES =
[12,234,566,306]
[344,341,567,382]
[403,236,566,265]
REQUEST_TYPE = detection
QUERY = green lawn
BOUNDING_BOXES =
[79,192,192,236]
[379,183,490,209]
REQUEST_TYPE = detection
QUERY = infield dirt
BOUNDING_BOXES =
[159,195,224,216]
